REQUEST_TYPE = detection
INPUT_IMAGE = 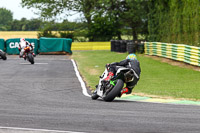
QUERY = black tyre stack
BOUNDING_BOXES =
[110,40,145,54]
[115,40,120,52]
[111,40,116,52]
[120,40,127,53]
[110,40,127,53]
[126,40,136,54]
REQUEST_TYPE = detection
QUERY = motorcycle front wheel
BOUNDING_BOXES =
[0,51,7,60]
[102,79,124,102]
[91,90,99,100]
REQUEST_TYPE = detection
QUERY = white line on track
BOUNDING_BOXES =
[0,126,86,133]
[71,59,91,97]
[20,63,48,64]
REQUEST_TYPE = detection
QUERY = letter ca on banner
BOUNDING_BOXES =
[9,42,35,49]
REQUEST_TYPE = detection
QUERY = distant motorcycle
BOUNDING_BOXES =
[91,65,135,102]
[22,46,35,64]
[0,49,7,60]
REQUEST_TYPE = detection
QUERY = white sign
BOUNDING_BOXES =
[9,42,35,49]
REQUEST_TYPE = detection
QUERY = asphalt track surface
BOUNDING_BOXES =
[0,55,200,133]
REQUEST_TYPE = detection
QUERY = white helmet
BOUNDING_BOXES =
[20,38,25,42]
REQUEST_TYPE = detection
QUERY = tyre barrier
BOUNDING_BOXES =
[120,40,127,53]
[127,40,136,53]
[111,40,145,54]
[111,40,116,52]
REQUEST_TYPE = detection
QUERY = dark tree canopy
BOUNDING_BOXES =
[0,8,13,30]
[20,0,148,41]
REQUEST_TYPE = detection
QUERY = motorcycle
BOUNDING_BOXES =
[22,46,35,64]
[91,65,136,102]
[0,49,7,60]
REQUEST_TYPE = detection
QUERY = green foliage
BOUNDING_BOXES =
[27,19,44,31]
[37,24,57,38]
[73,30,88,42]
[10,18,43,31]
[148,0,200,46]
[0,8,13,31]
[87,14,118,41]
[0,25,7,31]
[37,30,57,38]
[21,0,149,41]
[122,0,148,40]
[59,31,74,41]
[21,0,73,19]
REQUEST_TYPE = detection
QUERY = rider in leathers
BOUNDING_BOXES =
[18,38,35,58]
[104,53,141,96]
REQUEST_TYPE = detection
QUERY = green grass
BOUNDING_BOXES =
[72,51,200,100]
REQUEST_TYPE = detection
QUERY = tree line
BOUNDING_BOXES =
[0,8,84,31]
[1,0,200,46]
[148,0,200,46]
[20,0,148,41]
[0,8,42,31]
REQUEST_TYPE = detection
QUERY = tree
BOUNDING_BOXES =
[0,8,13,30]
[21,0,98,40]
[93,0,125,40]
[122,0,148,40]
[10,20,21,31]
[89,0,148,40]
[148,0,200,46]
[27,18,43,31]
[21,0,96,22]
[88,13,118,41]
[21,0,149,41]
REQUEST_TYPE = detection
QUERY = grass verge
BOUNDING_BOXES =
[72,51,200,101]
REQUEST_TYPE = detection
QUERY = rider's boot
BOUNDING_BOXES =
[104,72,114,82]
[32,52,36,57]
[118,87,129,97]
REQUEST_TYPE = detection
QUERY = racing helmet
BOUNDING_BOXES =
[20,38,25,42]
[126,53,137,60]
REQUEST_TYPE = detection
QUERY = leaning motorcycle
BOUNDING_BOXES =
[22,46,35,64]
[0,49,7,60]
[91,65,136,102]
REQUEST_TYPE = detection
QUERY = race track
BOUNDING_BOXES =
[0,55,200,133]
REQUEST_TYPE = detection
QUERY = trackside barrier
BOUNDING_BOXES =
[5,38,39,55]
[39,37,72,54]
[111,40,145,53]
[144,42,200,67]
[0,39,5,51]
[71,42,110,50]
[3,38,108,54]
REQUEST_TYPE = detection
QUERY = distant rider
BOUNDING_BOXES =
[104,53,141,97]
[18,38,35,58]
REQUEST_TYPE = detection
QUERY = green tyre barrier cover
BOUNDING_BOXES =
[39,37,72,54]
[0,39,5,51]
[6,38,39,55]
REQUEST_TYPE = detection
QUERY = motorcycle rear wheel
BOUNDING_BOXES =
[102,79,124,102]
[27,53,34,64]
